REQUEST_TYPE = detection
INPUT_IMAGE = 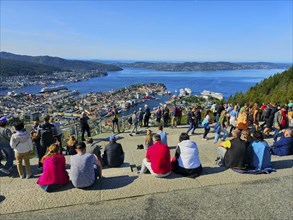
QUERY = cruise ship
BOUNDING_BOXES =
[40,85,68,93]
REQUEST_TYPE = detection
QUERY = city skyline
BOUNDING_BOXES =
[1,1,292,62]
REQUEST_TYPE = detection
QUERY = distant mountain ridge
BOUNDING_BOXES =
[117,61,290,71]
[0,51,122,71]
[0,58,62,76]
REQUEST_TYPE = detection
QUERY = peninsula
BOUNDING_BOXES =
[116,61,290,72]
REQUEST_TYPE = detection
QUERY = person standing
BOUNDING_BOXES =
[156,107,162,126]
[202,110,211,140]
[109,106,120,133]
[144,105,151,127]
[30,121,42,167]
[10,122,33,179]
[0,117,14,175]
[129,111,139,136]
[163,105,170,128]
[214,110,228,143]
[50,118,63,148]
[37,115,56,170]
[186,108,196,135]
[137,107,144,128]
[171,104,179,128]
[80,112,91,141]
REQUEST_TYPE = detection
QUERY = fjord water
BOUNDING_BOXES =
[1,68,285,99]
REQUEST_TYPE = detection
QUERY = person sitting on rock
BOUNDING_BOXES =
[102,135,124,167]
[37,144,69,192]
[86,138,104,166]
[138,134,171,177]
[71,142,102,188]
[271,129,293,156]
[216,129,248,168]
[172,133,202,178]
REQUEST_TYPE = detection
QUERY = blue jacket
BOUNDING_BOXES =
[248,141,271,170]
[272,134,293,156]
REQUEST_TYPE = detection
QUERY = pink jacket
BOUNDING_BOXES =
[37,154,69,186]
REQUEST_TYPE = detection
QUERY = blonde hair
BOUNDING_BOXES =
[146,129,152,142]
[67,135,76,147]
[41,144,59,163]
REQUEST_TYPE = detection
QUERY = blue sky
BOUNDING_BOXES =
[1,1,292,62]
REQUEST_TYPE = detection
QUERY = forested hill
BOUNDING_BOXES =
[0,58,62,76]
[117,61,290,71]
[0,51,122,71]
[228,66,293,105]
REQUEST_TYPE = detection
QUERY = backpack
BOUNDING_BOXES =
[236,111,248,130]
[263,107,271,118]
[40,126,54,147]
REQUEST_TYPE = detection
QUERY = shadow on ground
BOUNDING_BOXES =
[100,175,138,190]
[271,159,293,170]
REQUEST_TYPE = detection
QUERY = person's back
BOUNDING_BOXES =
[224,138,248,168]
[0,124,12,146]
[38,122,55,148]
[177,140,201,169]
[70,153,96,188]
[86,141,102,163]
[249,141,271,170]
[147,142,171,174]
[39,154,68,184]
[157,125,168,145]
[104,136,124,167]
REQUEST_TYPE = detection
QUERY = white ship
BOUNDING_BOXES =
[40,85,68,93]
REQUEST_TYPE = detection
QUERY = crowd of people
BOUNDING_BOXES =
[0,100,292,192]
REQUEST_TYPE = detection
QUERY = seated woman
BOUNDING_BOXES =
[66,135,77,155]
[271,129,293,156]
[172,133,202,178]
[144,129,153,149]
[248,131,271,170]
[37,144,69,192]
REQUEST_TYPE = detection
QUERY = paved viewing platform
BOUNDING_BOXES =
[0,125,292,219]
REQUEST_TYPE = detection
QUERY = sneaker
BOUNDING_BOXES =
[20,175,25,179]
[26,173,32,179]
[202,138,208,141]
[0,168,10,175]
[129,134,133,136]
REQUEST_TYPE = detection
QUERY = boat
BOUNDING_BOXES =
[40,85,68,93]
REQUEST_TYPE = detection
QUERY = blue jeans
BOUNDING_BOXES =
[0,144,14,170]
[214,128,228,143]
[186,121,196,134]
[273,128,280,141]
